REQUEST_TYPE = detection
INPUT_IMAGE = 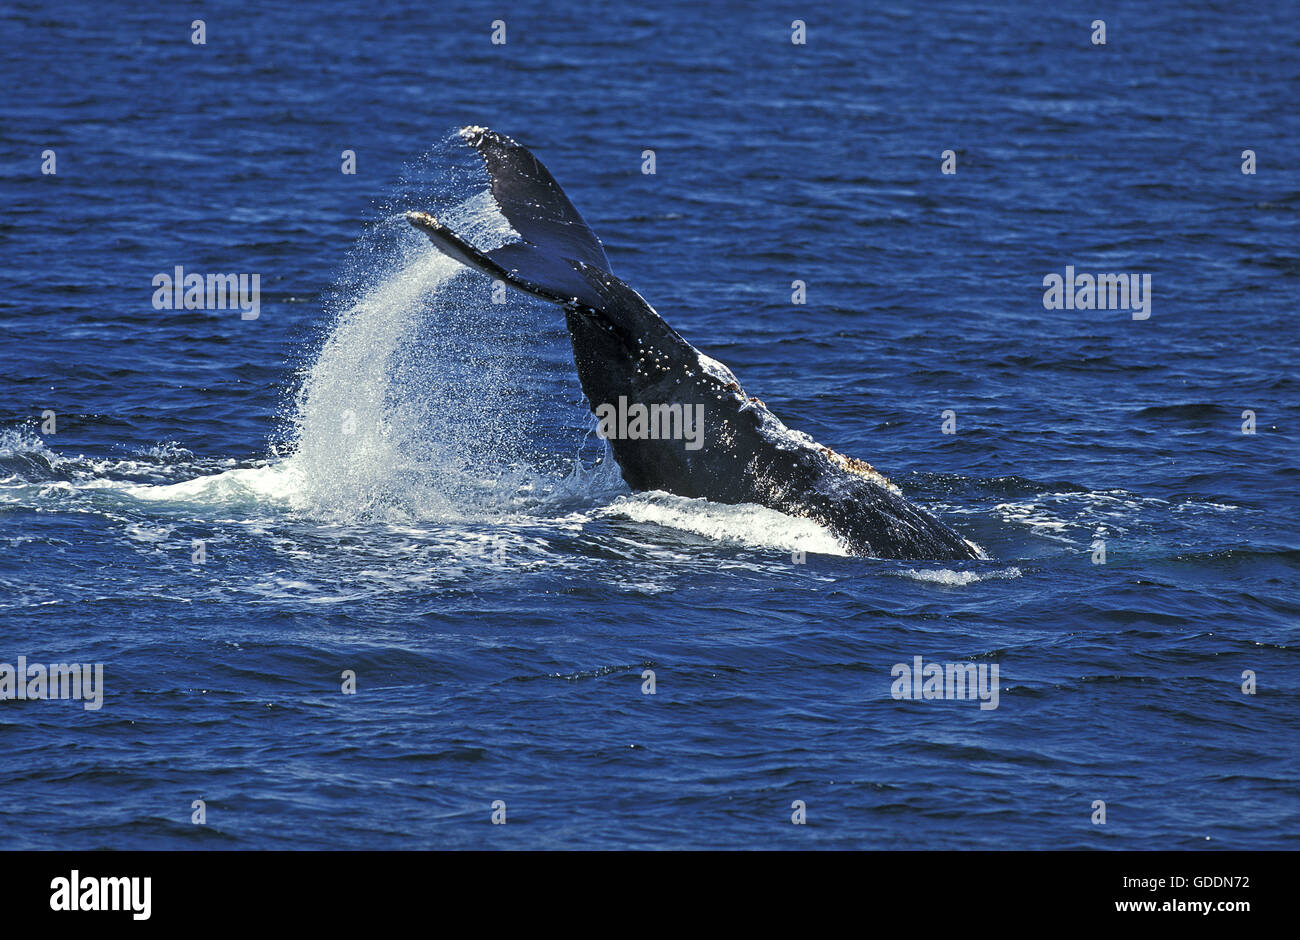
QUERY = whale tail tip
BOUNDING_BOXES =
[407,127,613,309]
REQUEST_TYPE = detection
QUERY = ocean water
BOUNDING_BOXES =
[1,0,1297,849]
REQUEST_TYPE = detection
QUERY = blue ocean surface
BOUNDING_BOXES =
[1,0,1297,849]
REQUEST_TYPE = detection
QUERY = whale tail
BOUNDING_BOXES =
[407,126,612,309]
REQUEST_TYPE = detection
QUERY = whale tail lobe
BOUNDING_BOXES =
[407,126,612,309]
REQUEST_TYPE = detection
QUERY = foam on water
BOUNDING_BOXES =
[110,462,305,509]
[602,491,850,556]
[894,566,1023,586]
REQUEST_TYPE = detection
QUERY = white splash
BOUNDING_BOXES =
[895,566,1022,586]
[602,491,849,556]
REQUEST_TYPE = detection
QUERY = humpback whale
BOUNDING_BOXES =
[407,126,981,560]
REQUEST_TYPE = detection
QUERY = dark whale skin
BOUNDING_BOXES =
[407,127,982,560]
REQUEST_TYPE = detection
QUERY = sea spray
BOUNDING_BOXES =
[285,193,600,523]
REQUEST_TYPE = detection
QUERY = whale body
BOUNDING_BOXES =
[408,126,981,560]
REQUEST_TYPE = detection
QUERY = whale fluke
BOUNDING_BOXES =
[456,126,610,274]
[407,128,984,560]
[406,126,616,310]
